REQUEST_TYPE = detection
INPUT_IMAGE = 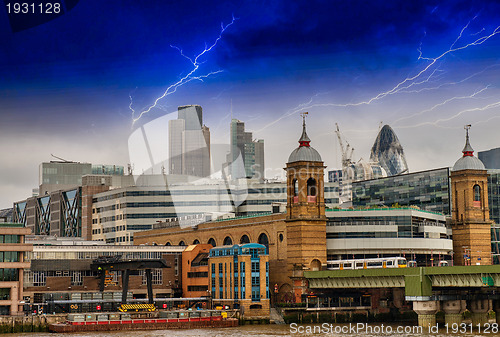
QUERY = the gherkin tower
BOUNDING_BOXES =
[370,125,409,176]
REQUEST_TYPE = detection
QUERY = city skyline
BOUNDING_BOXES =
[2,1,500,208]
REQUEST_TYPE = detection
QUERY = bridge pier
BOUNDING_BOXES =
[413,301,439,328]
[442,300,465,326]
[494,301,500,325]
[469,299,490,326]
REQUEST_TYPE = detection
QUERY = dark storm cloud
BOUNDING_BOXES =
[218,0,500,68]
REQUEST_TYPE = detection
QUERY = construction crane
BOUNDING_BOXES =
[335,123,355,170]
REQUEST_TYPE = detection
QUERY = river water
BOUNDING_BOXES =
[4,323,500,336]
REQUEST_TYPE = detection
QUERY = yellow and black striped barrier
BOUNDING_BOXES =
[118,303,156,312]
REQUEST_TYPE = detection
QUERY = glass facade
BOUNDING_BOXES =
[327,210,450,240]
[208,243,268,303]
[39,162,91,186]
[230,119,265,179]
[352,168,451,215]
[36,196,51,235]
[0,235,19,244]
[14,188,82,238]
[325,208,452,264]
[91,165,124,176]
[488,170,500,263]
[0,252,19,263]
[13,203,26,225]
[61,189,81,237]
[0,288,10,301]
[0,269,18,281]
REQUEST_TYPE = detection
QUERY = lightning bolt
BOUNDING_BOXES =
[257,17,500,134]
[130,15,237,125]
[396,100,500,129]
[396,64,500,94]
[393,86,490,126]
[368,19,500,102]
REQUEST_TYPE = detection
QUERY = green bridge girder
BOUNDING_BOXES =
[304,265,500,297]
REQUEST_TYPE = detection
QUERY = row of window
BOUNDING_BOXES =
[97,214,174,224]
[139,269,163,285]
[0,252,19,263]
[0,269,18,282]
[326,232,449,239]
[24,269,163,287]
[93,189,240,203]
[24,270,95,287]
[188,285,209,292]
[105,236,130,244]
[0,235,19,244]
[209,260,269,301]
[102,225,126,234]
[27,251,169,261]
[187,271,208,278]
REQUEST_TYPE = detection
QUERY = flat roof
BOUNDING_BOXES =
[326,207,446,218]
[32,245,186,253]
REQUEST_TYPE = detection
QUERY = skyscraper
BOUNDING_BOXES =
[168,119,185,175]
[479,147,500,169]
[229,119,265,180]
[168,105,210,177]
[370,124,409,176]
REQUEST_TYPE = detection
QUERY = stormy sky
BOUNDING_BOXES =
[2,1,500,208]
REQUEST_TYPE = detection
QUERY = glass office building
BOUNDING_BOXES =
[326,208,452,265]
[209,243,269,318]
[370,125,409,176]
[487,169,500,263]
[352,167,451,215]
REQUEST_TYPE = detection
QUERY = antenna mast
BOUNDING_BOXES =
[50,154,71,163]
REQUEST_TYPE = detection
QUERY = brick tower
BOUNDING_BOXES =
[450,125,492,266]
[285,113,327,302]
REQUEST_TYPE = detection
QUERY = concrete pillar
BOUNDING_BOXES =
[392,288,404,309]
[10,285,18,315]
[413,301,439,328]
[494,300,500,325]
[469,299,490,326]
[442,300,465,326]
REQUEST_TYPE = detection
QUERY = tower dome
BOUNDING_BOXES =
[452,125,485,171]
[288,114,322,163]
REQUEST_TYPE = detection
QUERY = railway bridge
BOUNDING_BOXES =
[304,265,500,327]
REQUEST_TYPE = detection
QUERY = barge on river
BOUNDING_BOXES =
[49,310,238,333]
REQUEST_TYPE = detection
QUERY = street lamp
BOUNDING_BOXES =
[206,290,212,310]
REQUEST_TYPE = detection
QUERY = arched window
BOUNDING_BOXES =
[240,235,250,244]
[474,185,481,201]
[292,179,299,203]
[310,259,321,271]
[178,240,185,246]
[307,178,317,196]
[473,184,481,207]
[165,242,171,246]
[223,236,233,245]
[193,239,200,244]
[258,233,269,253]
[293,179,298,196]
[208,238,216,247]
